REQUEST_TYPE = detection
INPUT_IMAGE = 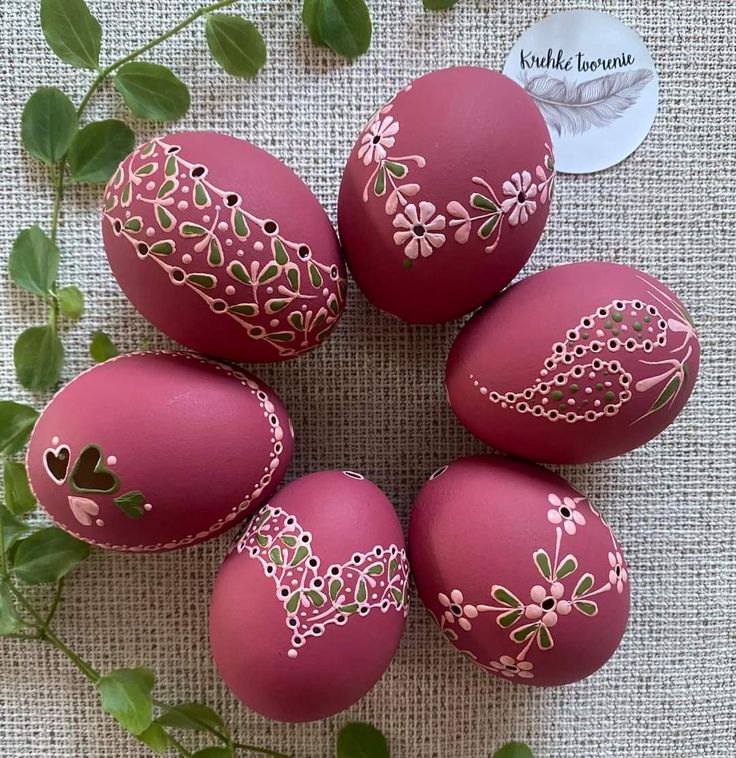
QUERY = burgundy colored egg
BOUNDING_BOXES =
[102,132,347,362]
[26,352,293,552]
[410,456,630,686]
[209,471,409,722]
[446,261,700,463]
[338,67,554,323]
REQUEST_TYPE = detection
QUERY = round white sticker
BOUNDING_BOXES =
[503,10,659,174]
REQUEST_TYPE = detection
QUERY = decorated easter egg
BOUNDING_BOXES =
[410,456,630,686]
[337,66,554,323]
[102,132,347,362]
[26,352,293,551]
[446,261,699,463]
[209,470,410,722]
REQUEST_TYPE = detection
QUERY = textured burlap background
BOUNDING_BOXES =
[1,1,734,756]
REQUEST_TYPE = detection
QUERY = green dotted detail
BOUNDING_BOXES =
[581,332,589,339]
[596,383,604,391]
[604,320,613,329]
[612,328,620,336]
[551,389,564,401]
[644,315,651,323]
[402,259,413,270]
[633,321,643,332]
[612,311,623,322]
[569,384,579,393]
[604,391,616,402]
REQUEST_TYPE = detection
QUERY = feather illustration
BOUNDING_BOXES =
[521,68,655,136]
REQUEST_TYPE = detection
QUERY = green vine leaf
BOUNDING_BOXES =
[0,582,25,636]
[89,331,119,363]
[9,225,60,297]
[205,14,267,78]
[113,490,146,519]
[98,667,156,736]
[113,62,191,122]
[68,119,136,183]
[137,722,170,754]
[492,742,534,758]
[3,461,36,516]
[193,748,233,758]
[40,0,102,70]
[0,402,38,456]
[0,505,33,552]
[14,325,65,393]
[336,722,390,758]
[157,701,228,734]
[21,86,78,165]
[302,0,326,46]
[12,527,90,584]
[56,285,85,320]
[317,0,372,60]
[422,0,460,9]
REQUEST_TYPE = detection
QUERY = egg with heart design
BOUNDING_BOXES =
[102,132,347,363]
[26,352,293,551]
[209,470,409,722]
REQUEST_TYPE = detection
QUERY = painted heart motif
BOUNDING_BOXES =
[44,444,71,484]
[70,445,120,495]
[68,496,100,527]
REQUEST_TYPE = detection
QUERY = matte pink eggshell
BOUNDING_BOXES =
[446,261,700,463]
[338,67,554,323]
[409,456,630,686]
[102,131,347,363]
[26,352,293,551]
[209,471,409,722]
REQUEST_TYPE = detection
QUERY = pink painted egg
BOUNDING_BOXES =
[26,352,293,552]
[410,456,630,686]
[338,67,554,323]
[102,132,347,362]
[209,471,409,722]
[446,261,700,463]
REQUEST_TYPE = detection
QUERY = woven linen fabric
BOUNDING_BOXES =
[1,1,734,756]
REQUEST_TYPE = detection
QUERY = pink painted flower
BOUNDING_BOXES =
[547,493,586,535]
[358,116,400,165]
[524,582,571,627]
[393,202,446,259]
[489,655,534,679]
[608,551,628,593]
[501,170,537,226]
[438,589,479,631]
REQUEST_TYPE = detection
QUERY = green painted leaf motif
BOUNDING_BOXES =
[537,624,554,650]
[312,312,327,328]
[232,209,249,240]
[497,608,523,629]
[227,261,251,285]
[373,166,386,196]
[205,14,267,78]
[281,535,298,548]
[366,563,384,576]
[388,558,398,577]
[269,547,283,566]
[339,603,359,614]
[573,573,594,598]
[329,578,343,601]
[0,402,38,456]
[40,0,102,69]
[471,192,497,212]
[268,332,294,342]
[574,600,598,617]
[193,182,211,209]
[135,162,157,177]
[137,723,169,754]
[336,722,390,758]
[533,549,552,581]
[309,262,323,287]
[89,331,119,363]
[114,62,190,122]
[121,182,132,206]
[149,240,174,256]
[305,590,326,608]
[272,238,289,265]
[258,263,280,284]
[157,179,177,199]
[14,325,64,392]
[9,225,60,296]
[140,141,156,158]
[648,374,681,414]
[384,161,407,178]
[13,527,90,584]
[157,702,227,734]
[266,298,289,314]
[57,285,84,319]
[492,741,534,758]
[328,295,340,315]
[491,585,521,608]
[186,273,217,290]
[290,545,310,566]
[68,120,135,183]
[288,311,304,330]
[478,214,499,239]
[355,579,368,603]
[124,217,143,233]
[302,0,326,46]
[20,87,78,165]
[0,582,24,636]
[510,623,539,643]
[3,460,36,516]
[98,667,155,736]
[285,591,300,614]
[207,237,224,267]
[113,490,146,519]
[555,554,578,580]
[256,533,269,547]
[164,154,178,178]
[317,0,372,60]
[229,303,258,317]
[390,587,403,605]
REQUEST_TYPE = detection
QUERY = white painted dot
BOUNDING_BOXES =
[254,241,264,252]
[218,221,228,231]
[288,650,297,659]
[179,173,187,178]
[225,285,235,295]
[177,200,189,210]
[145,180,155,191]
[237,250,244,257]
[266,287,274,294]
[145,227,155,238]
[125,210,131,218]
[182,254,192,264]
[301,304,307,311]
[106,455,117,466]
[203,215,211,223]
[226,239,233,246]
[270,319,279,327]
[144,503,153,512]
[96,519,105,527]
[322,288,329,296]
[182,185,190,193]
[52,436,59,445]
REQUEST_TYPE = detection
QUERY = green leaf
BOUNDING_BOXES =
[113,490,146,519]
[13,527,90,584]
[0,505,33,552]
[285,592,300,614]
[573,573,594,598]
[89,331,119,363]
[336,722,390,758]
[0,402,39,455]
[114,62,190,122]
[9,225,60,297]
[471,192,497,212]
[318,0,372,60]
[40,0,102,69]
[492,742,534,758]
[384,161,407,178]
[21,87,78,165]
[305,590,326,607]
[0,582,24,635]
[491,585,521,608]
[574,600,598,617]
[205,14,267,78]
[537,624,553,650]
[533,549,552,581]
[510,623,538,643]
[56,285,85,320]
[193,748,233,758]
[137,723,170,754]
[302,0,326,46]
[157,702,227,734]
[98,667,155,736]
[68,120,135,183]
[3,461,36,516]
[497,608,523,628]
[355,579,367,603]
[14,325,64,393]
[648,374,681,414]
[555,555,578,580]
[329,578,342,601]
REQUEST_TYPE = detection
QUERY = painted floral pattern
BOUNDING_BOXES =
[393,202,446,259]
